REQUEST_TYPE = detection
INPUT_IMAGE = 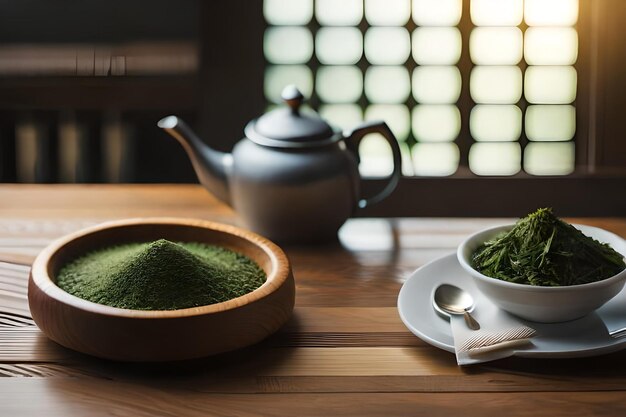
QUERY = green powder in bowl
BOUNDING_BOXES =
[56,239,266,310]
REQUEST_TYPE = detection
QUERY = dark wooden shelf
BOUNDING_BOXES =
[0,76,198,111]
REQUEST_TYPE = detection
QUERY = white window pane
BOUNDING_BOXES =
[524,142,575,175]
[264,65,313,103]
[358,134,394,177]
[471,0,523,26]
[365,0,410,26]
[316,28,363,65]
[364,27,411,65]
[524,28,578,66]
[412,27,462,65]
[469,143,521,176]
[316,0,363,26]
[264,0,313,25]
[319,104,363,131]
[412,143,459,176]
[525,0,579,26]
[412,66,461,104]
[470,105,522,142]
[412,105,461,142]
[412,0,462,26]
[399,142,415,176]
[525,66,577,104]
[316,66,363,103]
[365,104,411,141]
[470,27,523,65]
[470,66,522,104]
[525,105,576,141]
[364,66,411,103]
[264,27,313,64]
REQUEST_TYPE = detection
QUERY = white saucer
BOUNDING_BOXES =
[398,253,626,358]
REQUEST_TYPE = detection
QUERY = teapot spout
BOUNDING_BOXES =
[158,116,232,204]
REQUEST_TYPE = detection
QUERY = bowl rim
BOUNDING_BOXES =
[457,223,626,292]
[29,217,291,318]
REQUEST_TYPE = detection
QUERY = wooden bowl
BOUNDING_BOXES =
[28,218,295,362]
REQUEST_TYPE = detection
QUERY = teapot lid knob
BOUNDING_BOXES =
[246,84,336,147]
[281,85,304,113]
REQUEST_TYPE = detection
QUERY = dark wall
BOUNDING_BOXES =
[0,0,198,42]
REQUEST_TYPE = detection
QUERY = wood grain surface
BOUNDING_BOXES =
[1,184,626,416]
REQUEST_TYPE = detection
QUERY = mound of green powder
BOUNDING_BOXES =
[56,239,266,310]
[472,208,626,286]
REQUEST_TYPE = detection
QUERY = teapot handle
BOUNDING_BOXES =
[344,120,402,209]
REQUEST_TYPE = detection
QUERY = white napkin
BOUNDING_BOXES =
[450,311,536,365]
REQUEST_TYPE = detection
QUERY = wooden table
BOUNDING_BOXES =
[1,184,626,416]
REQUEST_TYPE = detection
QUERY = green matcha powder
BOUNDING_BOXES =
[57,239,266,310]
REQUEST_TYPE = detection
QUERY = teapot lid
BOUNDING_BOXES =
[245,85,341,148]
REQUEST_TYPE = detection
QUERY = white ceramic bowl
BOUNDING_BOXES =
[457,224,626,323]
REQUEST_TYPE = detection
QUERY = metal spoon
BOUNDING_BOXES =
[433,284,481,330]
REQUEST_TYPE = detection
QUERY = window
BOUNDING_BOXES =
[263,0,581,178]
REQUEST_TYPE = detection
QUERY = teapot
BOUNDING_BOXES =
[158,85,402,243]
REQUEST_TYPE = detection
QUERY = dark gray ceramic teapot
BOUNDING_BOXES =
[158,85,401,243]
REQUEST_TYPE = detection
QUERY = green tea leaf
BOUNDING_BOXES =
[471,208,626,286]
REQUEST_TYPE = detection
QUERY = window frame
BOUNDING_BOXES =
[256,0,626,216]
